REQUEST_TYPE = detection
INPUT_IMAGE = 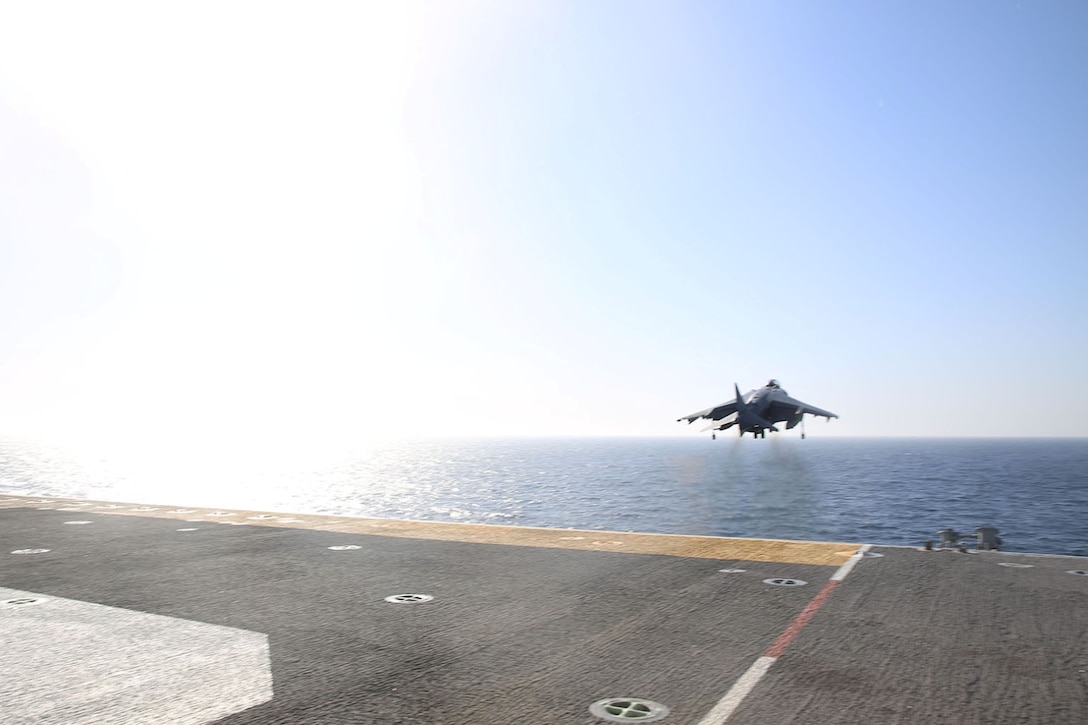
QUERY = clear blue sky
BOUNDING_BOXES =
[1,0,1086,455]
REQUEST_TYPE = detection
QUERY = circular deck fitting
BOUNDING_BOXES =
[763,578,808,587]
[166,509,196,514]
[384,594,434,604]
[2,597,47,608]
[328,545,362,551]
[590,698,670,722]
[718,569,747,573]
[997,562,1034,568]
[247,515,277,520]
[1066,570,1088,577]
[11,549,51,555]
[131,507,158,511]
[63,521,93,525]
[206,512,236,517]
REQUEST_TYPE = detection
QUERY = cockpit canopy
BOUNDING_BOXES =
[766,379,781,388]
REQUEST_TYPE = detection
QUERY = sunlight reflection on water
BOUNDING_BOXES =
[2,436,1086,556]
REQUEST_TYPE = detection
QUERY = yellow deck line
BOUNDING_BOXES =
[0,495,857,566]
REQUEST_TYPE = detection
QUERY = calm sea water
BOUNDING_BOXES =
[2,436,1086,556]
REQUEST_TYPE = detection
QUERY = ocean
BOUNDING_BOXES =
[1,436,1086,556]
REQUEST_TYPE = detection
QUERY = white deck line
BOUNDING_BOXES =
[696,544,873,724]
[695,656,776,725]
[831,543,873,581]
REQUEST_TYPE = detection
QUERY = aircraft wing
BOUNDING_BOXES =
[766,393,838,422]
[677,393,746,423]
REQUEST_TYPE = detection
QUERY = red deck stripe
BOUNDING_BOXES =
[763,579,840,659]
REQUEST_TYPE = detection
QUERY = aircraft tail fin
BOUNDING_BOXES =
[734,383,778,435]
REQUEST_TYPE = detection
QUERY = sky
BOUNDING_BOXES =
[1,0,1086,456]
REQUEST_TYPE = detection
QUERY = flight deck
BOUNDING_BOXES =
[2,495,1085,724]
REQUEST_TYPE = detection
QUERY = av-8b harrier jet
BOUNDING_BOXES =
[678,380,838,438]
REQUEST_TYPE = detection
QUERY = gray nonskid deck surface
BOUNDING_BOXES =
[1,507,834,724]
[727,547,1088,725]
[2,504,1086,724]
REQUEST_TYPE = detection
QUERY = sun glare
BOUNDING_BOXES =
[0,2,479,452]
